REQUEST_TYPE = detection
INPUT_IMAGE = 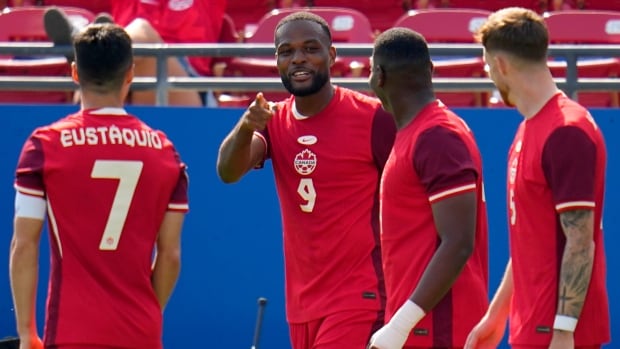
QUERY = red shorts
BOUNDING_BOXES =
[289,309,383,349]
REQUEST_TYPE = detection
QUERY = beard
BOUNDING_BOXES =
[498,86,515,108]
[281,70,329,97]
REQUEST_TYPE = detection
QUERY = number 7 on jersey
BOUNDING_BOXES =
[91,160,143,250]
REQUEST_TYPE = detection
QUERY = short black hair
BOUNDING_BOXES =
[73,23,133,94]
[373,27,432,74]
[274,11,332,45]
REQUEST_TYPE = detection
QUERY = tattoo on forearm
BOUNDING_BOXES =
[558,209,594,318]
[560,209,590,230]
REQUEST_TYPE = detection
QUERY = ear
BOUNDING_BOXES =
[376,64,386,87]
[495,53,510,77]
[328,45,337,67]
[125,64,135,85]
[70,61,79,84]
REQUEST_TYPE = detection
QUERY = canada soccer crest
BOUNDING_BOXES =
[294,149,317,175]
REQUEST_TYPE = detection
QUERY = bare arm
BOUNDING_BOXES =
[369,191,479,349]
[10,217,44,341]
[151,211,185,311]
[464,260,512,349]
[410,191,477,309]
[556,209,595,321]
[217,93,272,183]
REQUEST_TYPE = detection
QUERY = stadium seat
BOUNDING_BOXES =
[392,9,492,106]
[0,6,95,103]
[447,0,546,13]
[0,6,95,49]
[544,10,620,106]
[225,0,273,38]
[221,7,375,105]
[392,8,490,43]
[544,10,620,44]
[311,0,407,33]
[0,57,73,103]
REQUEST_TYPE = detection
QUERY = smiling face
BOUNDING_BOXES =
[275,19,335,97]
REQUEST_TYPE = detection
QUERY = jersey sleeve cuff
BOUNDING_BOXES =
[253,131,268,169]
[429,183,476,203]
[14,184,45,197]
[168,203,189,212]
[555,201,595,213]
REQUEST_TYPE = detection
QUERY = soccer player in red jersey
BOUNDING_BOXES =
[217,12,396,349]
[366,28,489,349]
[465,7,610,349]
[10,24,189,349]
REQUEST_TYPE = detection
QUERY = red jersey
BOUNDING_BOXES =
[507,93,609,346]
[14,108,189,349]
[257,86,396,323]
[110,0,221,75]
[380,100,489,347]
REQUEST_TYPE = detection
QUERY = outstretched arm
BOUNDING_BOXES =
[217,93,273,183]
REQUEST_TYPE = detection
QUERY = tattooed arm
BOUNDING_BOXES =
[550,209,595,348]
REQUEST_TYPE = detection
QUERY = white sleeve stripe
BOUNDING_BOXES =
[168,203,189,210]
[15,192,47,219]
[47,200,63,258]
[429,183,477,202]
[556,201,595,210]
[14,184,45,197]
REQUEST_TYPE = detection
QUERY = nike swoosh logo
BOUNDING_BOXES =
[297,135,317,145]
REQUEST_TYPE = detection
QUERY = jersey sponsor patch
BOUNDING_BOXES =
[297,135,318,145]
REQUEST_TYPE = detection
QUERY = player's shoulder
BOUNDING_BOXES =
[29,111,82,138]
[338,86,382,110]
[554,95,599,131]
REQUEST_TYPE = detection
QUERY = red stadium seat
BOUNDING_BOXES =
[393,9,491,106]
[544,10,620,44]
[312,0,407,33]
[548,58,620,107]
[447,0,545,13]
[392,8,490,43]
[222,7,374,104]
[225,0,273,38]
[544,10,620,107]
[0,6,94,103]
[0,6,95,48]
[0,58,73,103]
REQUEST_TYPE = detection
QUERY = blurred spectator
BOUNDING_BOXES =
[412,0,450,9]
[267,0,305,9]
[2,0,42,7]
[45,0,227,106]
[42,0,111,14]
[551,0,586,10]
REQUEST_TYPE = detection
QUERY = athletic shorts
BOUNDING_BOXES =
[289,309,383,349]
